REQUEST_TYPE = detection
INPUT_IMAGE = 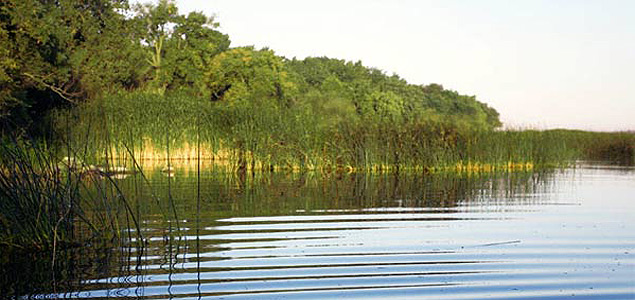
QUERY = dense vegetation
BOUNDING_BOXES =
[1,0,498,131]
[0,0,633,258]
[3,0,630,171]
[0,0,632,170]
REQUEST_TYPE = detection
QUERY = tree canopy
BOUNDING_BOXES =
[0,0,502,136]
[286,57,501,129]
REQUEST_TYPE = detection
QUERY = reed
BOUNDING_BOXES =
[563,130,634,164]
[0,138,141,250]
[56,91,634,173]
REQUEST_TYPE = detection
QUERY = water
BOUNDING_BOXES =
[5,164,635,299]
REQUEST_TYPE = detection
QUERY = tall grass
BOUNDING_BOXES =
[0,138,141,250]
[553,130,634,165]
[57,91,634,172]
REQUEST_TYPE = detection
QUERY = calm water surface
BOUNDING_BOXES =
[9,164,635,299]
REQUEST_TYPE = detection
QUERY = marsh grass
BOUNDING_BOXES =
[572,131,634,164]
[0,137,144,251]
[58,91,634,173]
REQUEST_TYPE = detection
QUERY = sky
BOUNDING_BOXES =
[138,0,635,131]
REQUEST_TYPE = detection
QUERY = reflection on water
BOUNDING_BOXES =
[2,166,635,299]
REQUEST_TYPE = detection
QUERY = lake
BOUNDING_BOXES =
[4,163,635,299]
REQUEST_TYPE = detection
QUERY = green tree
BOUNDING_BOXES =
[133,0,179,93]
[205,47,295,104]
[133,1,230,94]
[358,91,406,122]
[166,11,230,92]
[0,0,140,134]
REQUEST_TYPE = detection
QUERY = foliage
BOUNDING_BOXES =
[1,0,502,138]
[0,0,144,134]
[0,0,229,133]
[287,57,502,130]
[2,0,631,173]
[133,0,229,93]
[204,47,294,103]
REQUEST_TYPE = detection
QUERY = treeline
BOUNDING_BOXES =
[1,0,500,135]
[286,57,500,130]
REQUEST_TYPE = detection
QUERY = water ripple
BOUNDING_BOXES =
[36,167,635,299]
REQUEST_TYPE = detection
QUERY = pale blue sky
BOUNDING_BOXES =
[144,0,635,131]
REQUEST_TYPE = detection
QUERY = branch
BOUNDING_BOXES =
[22,72,80,103]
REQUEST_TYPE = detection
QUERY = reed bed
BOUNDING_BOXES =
[56,91,633,173]
[0,138,141,250]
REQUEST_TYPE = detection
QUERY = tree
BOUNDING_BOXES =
[205,47,295,104]
[357,91,406,122]
[167,11,230,92]
[133,0,179,93]
[0,0,140,134]
[133,1,230,94]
